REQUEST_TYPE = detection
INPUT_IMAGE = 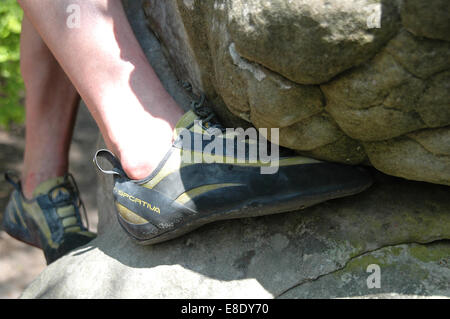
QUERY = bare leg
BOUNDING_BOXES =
[18,0,184,180]
[20,17,80,199]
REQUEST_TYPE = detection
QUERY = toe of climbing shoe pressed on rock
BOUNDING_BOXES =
[94,103,373,245]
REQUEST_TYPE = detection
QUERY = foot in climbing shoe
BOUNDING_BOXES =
[2,173,96,264]
[94,103,373,245]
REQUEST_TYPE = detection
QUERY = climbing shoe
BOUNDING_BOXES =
[2,173,96,264]
[94,100,373,245]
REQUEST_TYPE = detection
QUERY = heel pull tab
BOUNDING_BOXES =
[93,149,126,177]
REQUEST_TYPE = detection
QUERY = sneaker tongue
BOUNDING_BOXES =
[32,176,68,198]
[173,110,200,140]
[173,109,225,142]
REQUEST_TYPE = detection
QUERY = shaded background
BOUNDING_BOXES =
[0,0,100,298]
[0,103,99,298]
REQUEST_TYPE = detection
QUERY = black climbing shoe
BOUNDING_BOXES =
[94,101,373,245]
[2,173,96,264]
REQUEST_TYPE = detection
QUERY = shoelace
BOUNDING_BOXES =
[181,81,295,158]
[182,81,225,132]
[4,171,90,232]
[67,173,90,232]
[47,173,90,232]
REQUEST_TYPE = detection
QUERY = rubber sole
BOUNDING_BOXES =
[118,181,371,245]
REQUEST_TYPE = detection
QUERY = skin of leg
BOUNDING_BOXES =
[18,0,185,180]
[20,17,80,199]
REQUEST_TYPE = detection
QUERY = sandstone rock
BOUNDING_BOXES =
[415,71,450,128]
[20,1,450,299]
[143,0,450,185]
[280,242,450,298]
[227,0,400,85]
[386,30,450,79]
[322,51,427,142]
[20,161,450,298]
[401,0,450,42]
[364,127,450,186]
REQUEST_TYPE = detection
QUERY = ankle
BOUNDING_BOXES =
[104,115,176,180]
[119,157,154,180]
[21,171,61,199]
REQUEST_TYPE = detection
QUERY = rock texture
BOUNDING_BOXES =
[143,0,450,185]
[20,1,450,299]
[281,242,450,298]
[20,156,450,298]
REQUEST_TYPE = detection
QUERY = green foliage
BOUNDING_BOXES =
[0,0,24,128]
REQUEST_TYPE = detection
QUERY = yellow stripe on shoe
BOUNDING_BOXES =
[174,183,244,205]
[21,200,59,249]
[116,202,148,225]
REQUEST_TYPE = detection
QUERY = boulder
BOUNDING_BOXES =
[20,1,450,298]
[20,157,450,298]
[400,0,450,42]
[143,0,450,185]
[280,242,450,298]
